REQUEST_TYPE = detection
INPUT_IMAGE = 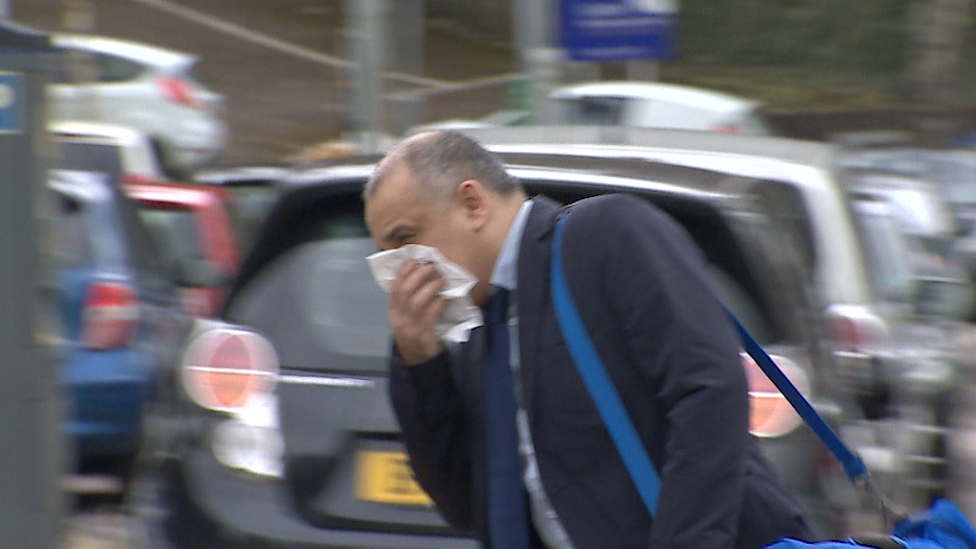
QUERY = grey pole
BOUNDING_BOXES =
[346,0,386,153]
[0,22,65,549]
[387,0,424,136]
[513,0,565,117]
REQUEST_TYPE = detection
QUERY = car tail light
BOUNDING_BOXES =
[825,305,890,395]
[712,124,742,133]
[81,281,139,350]
[120,174,161,188]
[156,77,201,108]
[742,352,810,438]
[182,328,278,412]
[829,315,868,353]
[826,305,886,354]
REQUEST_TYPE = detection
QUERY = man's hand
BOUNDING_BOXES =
[389,260,446,365]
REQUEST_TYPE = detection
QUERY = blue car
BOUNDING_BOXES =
[50,137,191,484]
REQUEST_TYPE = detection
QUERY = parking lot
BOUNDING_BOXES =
[7,0,976,549]
[10,2,508,547]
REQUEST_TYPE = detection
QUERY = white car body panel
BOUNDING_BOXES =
[48,33,226,173]
[546,81,770,134]
[473,127,872,308]
[49,120,165,179]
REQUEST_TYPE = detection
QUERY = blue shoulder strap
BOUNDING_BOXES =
[726,311,868,484]
[550,212,873,519]
[550,214,661,516]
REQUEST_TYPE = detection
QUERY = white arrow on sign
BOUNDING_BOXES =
[0,84,13,109]
[627,0,678,14]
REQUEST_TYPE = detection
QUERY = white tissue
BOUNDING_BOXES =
[366,245,483,343]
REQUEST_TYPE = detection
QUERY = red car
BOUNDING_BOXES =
[122,176,242,317]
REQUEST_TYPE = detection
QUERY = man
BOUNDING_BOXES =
[364,130,813,549]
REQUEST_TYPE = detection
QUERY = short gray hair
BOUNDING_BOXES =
[363,131,520,203]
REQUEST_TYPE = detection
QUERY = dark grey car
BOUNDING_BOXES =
[129,151,850,548]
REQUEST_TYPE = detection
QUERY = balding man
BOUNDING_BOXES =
[364,131,813,549]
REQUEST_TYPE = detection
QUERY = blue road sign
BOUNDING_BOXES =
[0,72,24,133]
[561,0,677,61]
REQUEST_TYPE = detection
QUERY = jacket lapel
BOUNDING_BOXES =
[515,196,563,429]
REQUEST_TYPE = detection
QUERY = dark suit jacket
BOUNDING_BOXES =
[389,194,813,549]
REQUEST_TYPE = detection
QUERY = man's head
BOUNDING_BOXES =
[364,131,526,306]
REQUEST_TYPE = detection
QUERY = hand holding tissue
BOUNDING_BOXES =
[367,245,484,343]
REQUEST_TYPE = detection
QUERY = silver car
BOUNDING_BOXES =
[465,126,963,512]
[49,33,227,176]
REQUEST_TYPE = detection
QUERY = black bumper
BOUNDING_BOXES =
[139,451,478,549]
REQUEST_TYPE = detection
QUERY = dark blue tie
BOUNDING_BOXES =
[484,288,530,549]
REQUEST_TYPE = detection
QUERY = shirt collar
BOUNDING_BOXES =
[489,199,533,292]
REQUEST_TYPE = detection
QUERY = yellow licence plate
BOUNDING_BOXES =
[355,450,434,507]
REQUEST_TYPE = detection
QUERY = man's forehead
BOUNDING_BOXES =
[366,168,423,232]
[375,164,419,200]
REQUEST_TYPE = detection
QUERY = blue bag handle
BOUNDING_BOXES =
[726,312,868,484]
[550,212,874,518]
[550,213,661,515]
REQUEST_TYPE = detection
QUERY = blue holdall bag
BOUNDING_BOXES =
[769,499,976,549]
[550,212,976,549]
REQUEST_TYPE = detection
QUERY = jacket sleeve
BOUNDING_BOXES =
[565,195,750,549]
[387,345,475,530]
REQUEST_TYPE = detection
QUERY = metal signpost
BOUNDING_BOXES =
[0,21,64,549]
[345,0,386,153]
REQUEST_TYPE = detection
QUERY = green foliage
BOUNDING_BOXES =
[677,0,911,76]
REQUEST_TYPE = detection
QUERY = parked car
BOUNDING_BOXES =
[48,130,191,486]
[407,81,774,137]
[50,120,165,180]
[840,146,976,306]
[843,170,975,320]
[839,146,976,227]
[127,147,857,548]
[49,33,226,176]
[461,126,965,510]
[193,166,291,253]
[543,81,776,134]
[121,177,242,318]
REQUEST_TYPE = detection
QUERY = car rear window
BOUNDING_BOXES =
[227,211,392,373]
[95,52,145,82]
[303,232,391,358]
[50,191,95,269]
[226,181,801,371]
[551,96,628,126]
[850,199,916,302]
[54,140,124,176]
[49,171,130,271]
[137,208,206,273]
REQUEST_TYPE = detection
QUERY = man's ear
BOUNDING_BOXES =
[456,179,491,230]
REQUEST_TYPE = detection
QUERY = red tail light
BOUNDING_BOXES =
[81,281,139,350]
[826,306,886,353]
[156,77,201,108]
[712,124,742,134]
[829,315,864,352]
[742,352,809,438]
[182,328,278,412]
